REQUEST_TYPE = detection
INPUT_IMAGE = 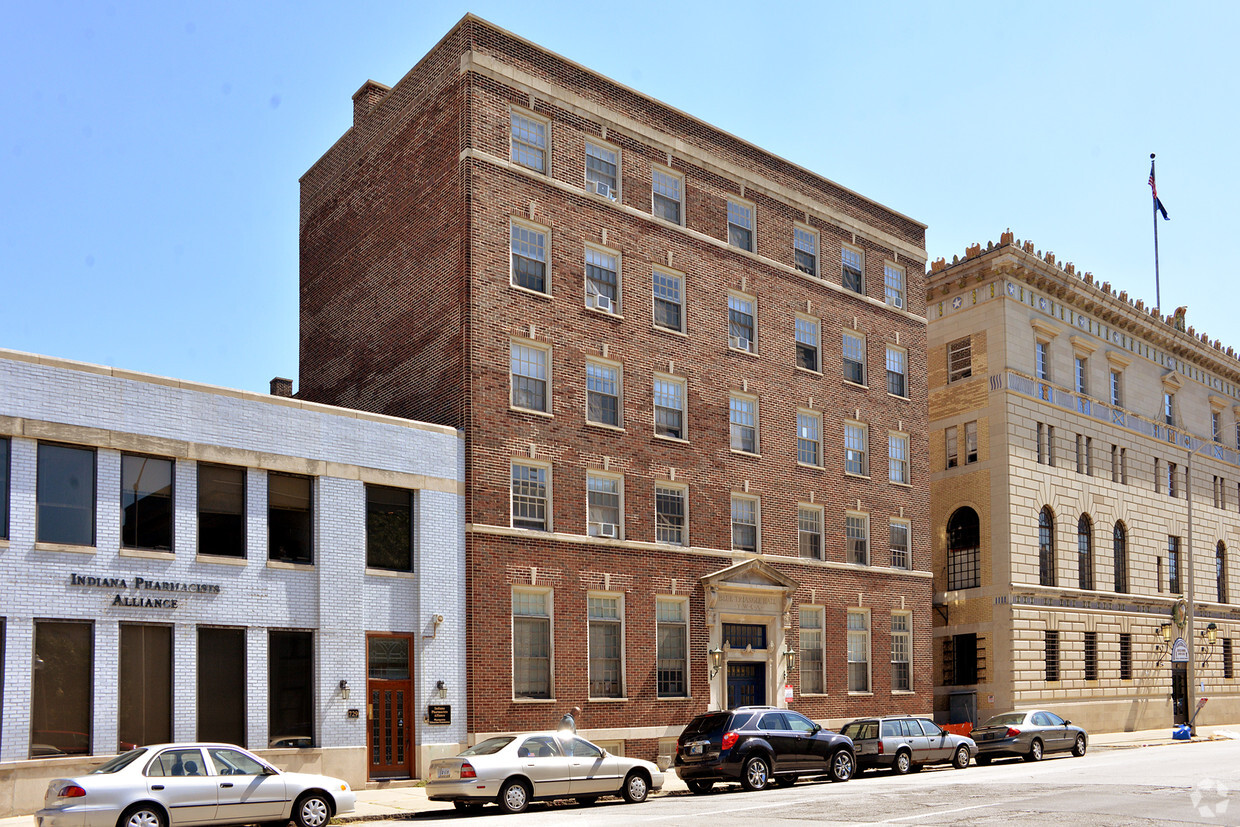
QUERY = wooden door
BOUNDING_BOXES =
[367,635,413,779]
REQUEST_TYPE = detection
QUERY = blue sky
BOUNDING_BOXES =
[3,1,1235,393]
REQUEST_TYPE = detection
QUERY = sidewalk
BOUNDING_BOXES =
[4,726,1237,827]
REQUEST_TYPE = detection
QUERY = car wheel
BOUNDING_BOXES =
[498,779,532,814]
[1072,734,1087,757]
[119,804,166,827]
[293,793,332,827]
[1023,739,1044,762]
[686,779,714,795]
[893,749,912,775]
[952,745,971,769]
[830,749,855,782]
[740,755,771,791]
[975,755,991,766]
[622,771,649,803]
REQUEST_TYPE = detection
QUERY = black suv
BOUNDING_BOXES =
[674,707,855,793]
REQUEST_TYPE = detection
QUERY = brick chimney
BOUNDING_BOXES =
[352,79,391,137]
[270,377,294,398]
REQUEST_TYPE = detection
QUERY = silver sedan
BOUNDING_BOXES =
[971,710,1088,763]
[427,731,664,813]
[35,743,355,827]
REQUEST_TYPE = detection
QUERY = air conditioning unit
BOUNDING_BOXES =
[589,180,616,200]
[730,335,751,352]
[594,294,613,312]
[599,523,617,538]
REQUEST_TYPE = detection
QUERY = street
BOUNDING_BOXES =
[402,740,1240,825]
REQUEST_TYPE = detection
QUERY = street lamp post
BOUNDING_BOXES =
[1186,444,1197,734]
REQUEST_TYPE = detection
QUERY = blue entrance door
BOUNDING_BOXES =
[727,662,766,708]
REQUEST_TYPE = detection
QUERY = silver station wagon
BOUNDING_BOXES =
[840,716,976,774]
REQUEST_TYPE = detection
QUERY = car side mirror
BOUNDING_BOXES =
[812,724,821,735]
[1062,720,1071,726]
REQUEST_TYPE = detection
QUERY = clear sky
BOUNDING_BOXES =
[3,1,1235,394]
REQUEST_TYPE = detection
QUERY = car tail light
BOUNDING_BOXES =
[460,762,476,779]
[877,741,884,754]
[721,731,739,751]
[58,785,87,798]
[1005,728,1022,738]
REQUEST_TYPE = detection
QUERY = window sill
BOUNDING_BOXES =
[891,690,916,696]
[728,345,759,357]
[267,559,315,571]
[887,392,910,402]
[585,306,624,320]
[587,696,629,703]
[34,542,96,554]
[844,472,872,481]
[847,691,875,697]
[796,461,824,471]
[510,283,553,301]
[890,480,912,489]
[843,380,869,391]
[585,421,626,433]
[510,405,554,419]
[120,547,175,560]
[0,539,8,550]
[366,567,417,579]
[795,365,823,377]
[798,692,829,697]
[730,449,762,459]
[196,553,248,566]
[512,697,557,704]
[653,324,688,338]
[653,433,690,445]
[656,695,695,701]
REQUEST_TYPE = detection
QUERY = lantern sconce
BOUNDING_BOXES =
[338,679,350,701]
[708,647,724,678]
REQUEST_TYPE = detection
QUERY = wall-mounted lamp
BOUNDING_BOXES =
[338,679,350,701]
[436,679,448,700]
[708,647,724,678]
[1159,622,1173,643]
[783,645,798,675]
[1200,622,1220,667]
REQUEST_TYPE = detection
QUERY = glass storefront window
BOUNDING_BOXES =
[269,630,314,747]
[32,620,93,757]
[121,454,174,551]
[119,624,171,748]
[198,464,245,557]
[37,444,95,546]
[198,628,246,744]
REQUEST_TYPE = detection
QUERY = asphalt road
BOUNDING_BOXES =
[406,739,1240,825]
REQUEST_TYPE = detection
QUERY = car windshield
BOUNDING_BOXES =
[981,713,1026,727]
[461,737,515,756]
[92,748,149,774]
[682,713,730,739]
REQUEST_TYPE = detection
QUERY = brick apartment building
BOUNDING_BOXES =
[928,231,1240,733]
[298,14,931,766]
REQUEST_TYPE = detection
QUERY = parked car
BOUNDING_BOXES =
[426,731,663,813]
[35,742,355,827]
[674,706,855,793]
[840,716,975,774]
[970,710,1088,763]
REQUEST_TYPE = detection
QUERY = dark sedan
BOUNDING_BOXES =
[971,710,1088,763]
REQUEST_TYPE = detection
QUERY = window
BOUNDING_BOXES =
[585,247,620,312]
[846,512,869,565]
[511,341,550,413]
[31,620,92,757]
[510,221,548,293]
[947,337,972,382]
[798,505,823,560]
[586,361,621,427]
[655,484,687,546]
[797,411,822,466]
[728,293,756,352]
[1121,447,1128,483]
[0,437,7,540]
[727,199,754,251]
[946,426,959,469]
[1213,411,1222,442]
[510,109,547,173]
[1039,506,1056,586]
[1226,639,1235,680]
[585,141,618,198]
[588,595,623,698]
[947,507,980,590]
[1074,356,1088,395]
[844,421,868,476]
[847,611,870,692]
[730,395,758,453]
[843,331,866,384]
[1158,558,1164,593]
[268,473,312,564]
[1075,434,1085,474]
[119,624,171,749]
[1035,340,1050,381]
[653,269,684,332]
[891,614,912,692]
[886,346,908,397]
[513,589,552,699]
[511,462,549,531]
[197,627,245,744]
[1169,461,1179,498]
[656,598,688,697]
[842,246,864,293]
[1113,522,1128,593]
[1119,633,1133,681]
[269,630,314,748]
[1045,630,1060,682]
[1169,536,1182,594]
[794,226,817,276]
[1111,445,1120,482]
[884,263,905,309]
[889,432,909,484]
[890,519,911,570]
[731,495,758,552]
[1084,632,1098,681]
[1047,424,1056,466]
[1154,458,1162,493]
[800,606,825,694]
[652,166,682,224]
[795,316,820,372]
[1218,542,1229,604]
[587,473,622,539]
[964,421,978,464]
[1077,514,1094,591]
[366,485,413,571]
[945,633,978,685]
[198,464,245,557]
[1164,391,1175,425]
[653,375,685,440]
[37,443,95,546]
[1110,369,1123,407]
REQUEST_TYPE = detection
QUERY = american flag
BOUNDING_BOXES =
[1150,161,1169,220]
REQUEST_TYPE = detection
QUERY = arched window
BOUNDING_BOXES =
[1038,507,1056,587]
[1077,514,1094,591]
[1113,522,1128,593]
[947,508,980,590]
[1218,542,1229,604]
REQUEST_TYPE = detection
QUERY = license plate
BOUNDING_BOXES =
[437,767,451,778]
[690,743,703,755]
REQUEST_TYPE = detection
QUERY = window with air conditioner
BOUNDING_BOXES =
[728,293,756,352]
[587,473,623,540]
[585,141,619,200]
[585,247,620,313]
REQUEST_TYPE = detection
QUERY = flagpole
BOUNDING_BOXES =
[1152,152,1161,312]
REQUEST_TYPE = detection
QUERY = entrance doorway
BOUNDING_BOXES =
[727,662,766,708]
[1171,662,1188,724]
[367,634,413,779]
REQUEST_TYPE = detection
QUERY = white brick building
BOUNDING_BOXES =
[0,350,465,816]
